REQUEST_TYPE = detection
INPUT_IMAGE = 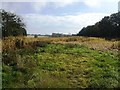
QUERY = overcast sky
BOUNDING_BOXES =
[1,0,120,34]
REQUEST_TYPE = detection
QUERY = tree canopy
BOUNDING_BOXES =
[77,12,120,38]
[1,9,27,37]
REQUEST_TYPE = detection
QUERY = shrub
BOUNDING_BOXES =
[31,41,51,48]
[66,37,78,42]
[65,43,78,48]
[15,39,24,49]
[34,35,38,38]
[2,51,17,65]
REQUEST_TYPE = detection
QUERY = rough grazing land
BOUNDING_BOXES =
[2,36,120,88]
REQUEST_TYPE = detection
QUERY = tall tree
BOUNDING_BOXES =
[77,12,120,38]
[1,9,27,37]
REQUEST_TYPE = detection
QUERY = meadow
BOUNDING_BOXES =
[2,36,120,88]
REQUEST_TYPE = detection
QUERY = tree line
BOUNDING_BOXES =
[1,9,27,37]
[1,9,120,38]
[77,12,120,38]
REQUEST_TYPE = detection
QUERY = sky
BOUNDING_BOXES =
[1,0,120,34]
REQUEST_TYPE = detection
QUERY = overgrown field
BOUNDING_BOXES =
[2,36,120,88]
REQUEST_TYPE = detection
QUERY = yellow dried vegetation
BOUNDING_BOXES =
[2,36,119,53]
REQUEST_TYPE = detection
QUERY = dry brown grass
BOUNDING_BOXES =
[2,36,120,53]
[51,36,119,52]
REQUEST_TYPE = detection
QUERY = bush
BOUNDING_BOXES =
[66,37,78,42]
[31,41,51,48]
[65,43,78,48]
[15,39,24,49]
[34,35,38,38]
[2,51,17,65]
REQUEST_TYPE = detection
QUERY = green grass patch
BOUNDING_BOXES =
[2,43,120,88]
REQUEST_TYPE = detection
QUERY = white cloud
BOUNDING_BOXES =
[1,2,23,13]
[1,0,119,3]
[1,0,78,2]
[0,2,2,9]
[82,0,119,8]
[0,0,80,10]
[1,0,119,13]
[23,13,109,34]
[31,2,47,12]
[53,0,78,7]
[59,0,119,8]
[1,0,117,34]
[1,1,78,13]
[31,0,78,12]
[83,0,101,8]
